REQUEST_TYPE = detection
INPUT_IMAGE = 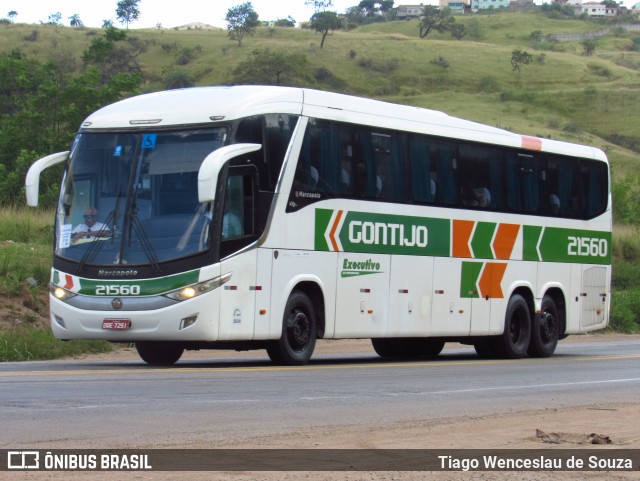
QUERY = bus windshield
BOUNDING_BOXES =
[55,128,227,267]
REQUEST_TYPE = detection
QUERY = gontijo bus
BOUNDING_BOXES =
[25,86,611,365]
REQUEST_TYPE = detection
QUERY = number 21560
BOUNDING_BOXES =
[95,285,141,296]
[567,236,608,257]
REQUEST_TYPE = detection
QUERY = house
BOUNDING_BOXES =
[445,2,468,14]
[397,4,426,18]
[575,2,618,17]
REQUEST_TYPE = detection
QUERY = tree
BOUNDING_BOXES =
[0,50,141,207]
[274,16,296,27]
[69,14,84,28]
[451,23,466,40]
[510,48,533,86]
[311,11,342,49]
[46,12,62,26]
[418,6,455,39]
[231,48,310,86]
[8,11,18,20]
[225,2,260,47]
[581,38,597,57]
[305,0,334,14]
[358,1,394,16]
[116,0,141,30]
[82,27,144,83]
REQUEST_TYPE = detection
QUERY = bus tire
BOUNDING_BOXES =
[135,341,184,366]
[528,295,559,358]
[267,290,316,366]
[492,294,532,359]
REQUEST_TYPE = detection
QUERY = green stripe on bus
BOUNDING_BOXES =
[471,222,497,260]
[76,270,200,296]
[538,227,611,264]
[460,261,482,298]
[523,225,543,261]
[314,208,333,252]
[337,211,450,256]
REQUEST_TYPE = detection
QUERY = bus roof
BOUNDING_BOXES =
[81,85,607,162]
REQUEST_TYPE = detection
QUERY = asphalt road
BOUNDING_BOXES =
[1,338,639,448]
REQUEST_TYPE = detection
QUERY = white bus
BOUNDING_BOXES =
[26,86,611,365]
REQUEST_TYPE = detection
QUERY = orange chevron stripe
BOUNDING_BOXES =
[329,210,343,252]
[64,274,74,290]
[493,223,520,260]
[453,220,474,258]
[478,262,507,299]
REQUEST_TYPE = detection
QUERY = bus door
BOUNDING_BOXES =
[335,253,390,337]
[218,166,262,341]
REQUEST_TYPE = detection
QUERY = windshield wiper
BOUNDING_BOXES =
[125,210,161,274]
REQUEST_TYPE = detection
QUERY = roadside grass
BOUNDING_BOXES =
[610,224,640,333]
[0,327,112,362]
[0,206,113,360]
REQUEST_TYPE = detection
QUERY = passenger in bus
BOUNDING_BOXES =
[473,187,491,207]
[341,168,351,192]
[376,175,383,197]
[222,204,242,239]
[310,165,319,189]
[461,186,491,208]
[549,194,560,215]
[71,208,110,243]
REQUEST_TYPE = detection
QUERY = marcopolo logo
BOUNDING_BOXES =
[315,209,450,257]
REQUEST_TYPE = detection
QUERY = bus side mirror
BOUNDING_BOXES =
[25,151,69,207]
[198,143,261,203]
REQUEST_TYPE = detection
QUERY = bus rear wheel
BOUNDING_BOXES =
[135,341,184,366]
[491,294,532,359]
[528,295,559,358]
[267,290,316,366]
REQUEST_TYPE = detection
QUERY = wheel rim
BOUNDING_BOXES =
[510,307,526,346]
[287,309,310,352]
[540,310,556,345]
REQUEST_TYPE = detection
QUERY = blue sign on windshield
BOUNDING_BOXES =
[142,134,157,149]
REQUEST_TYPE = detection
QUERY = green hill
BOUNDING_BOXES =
[1,10,639,172]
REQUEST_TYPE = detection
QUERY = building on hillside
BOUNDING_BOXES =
[397,2,470,17]
[397,4,425,18]
[574,2,618,17]
[445,2,468,14]
[471,0,511,11]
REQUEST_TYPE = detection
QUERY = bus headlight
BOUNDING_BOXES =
[164,272,232,302]
[50,284,77,301]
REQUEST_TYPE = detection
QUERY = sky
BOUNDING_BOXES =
[4,1,373,29]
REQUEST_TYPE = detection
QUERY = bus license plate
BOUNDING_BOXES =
[102,319,131,330]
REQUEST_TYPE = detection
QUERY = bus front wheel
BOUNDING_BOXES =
[267,291,317,366]
[135,341,184,366]
[492,294,532,359]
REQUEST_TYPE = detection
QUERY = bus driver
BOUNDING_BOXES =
[71,207,110,243]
